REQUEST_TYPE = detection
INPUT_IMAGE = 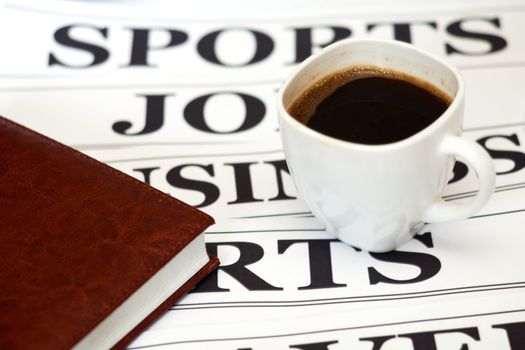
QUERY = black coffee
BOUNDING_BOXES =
[288,67,451,145]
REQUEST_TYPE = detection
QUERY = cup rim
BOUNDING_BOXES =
[277,38,465,152]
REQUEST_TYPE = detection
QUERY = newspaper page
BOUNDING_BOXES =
[1,0,525,349]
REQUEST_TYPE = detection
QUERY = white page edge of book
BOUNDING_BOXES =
[72,233,209,350]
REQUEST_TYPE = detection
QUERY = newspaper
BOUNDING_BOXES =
[1,0,525,349]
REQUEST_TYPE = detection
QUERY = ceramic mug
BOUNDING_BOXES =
[277,38,495,252]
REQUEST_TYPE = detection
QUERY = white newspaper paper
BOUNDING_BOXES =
[1,0,525,349]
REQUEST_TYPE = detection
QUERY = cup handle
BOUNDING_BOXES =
[423,135,496,223]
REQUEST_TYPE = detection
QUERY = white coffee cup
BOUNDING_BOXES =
[277,38,495,252]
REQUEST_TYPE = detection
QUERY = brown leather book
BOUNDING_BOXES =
[0,115,219,350]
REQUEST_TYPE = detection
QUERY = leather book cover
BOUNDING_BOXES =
[0,115,219,349]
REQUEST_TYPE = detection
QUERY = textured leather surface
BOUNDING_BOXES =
[0,116,216,350]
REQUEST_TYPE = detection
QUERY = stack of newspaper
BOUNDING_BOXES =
[1,0,525,348]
